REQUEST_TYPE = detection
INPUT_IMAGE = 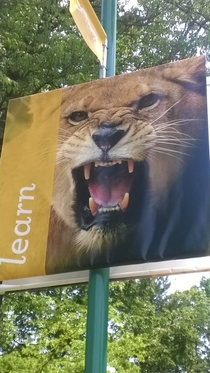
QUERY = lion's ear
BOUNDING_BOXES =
[175,56,206,94]
[185,55,206,82]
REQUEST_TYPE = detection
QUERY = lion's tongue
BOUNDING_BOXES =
[88,181,130,206]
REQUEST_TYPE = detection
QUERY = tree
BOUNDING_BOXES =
[0,0,98,139]
[1,0,210,137]
[107,279,210,373]
[0,279,170,373]
[117,0,210,73]
[0,286,88,373]
[2,279,210,372]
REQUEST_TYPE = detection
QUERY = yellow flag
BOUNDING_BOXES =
[69,0,107,65]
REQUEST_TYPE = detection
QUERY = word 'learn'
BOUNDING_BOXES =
[0,183,36,266]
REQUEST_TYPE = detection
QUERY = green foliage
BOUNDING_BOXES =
[117,0,210,73]
[0,0,98,134]
[0,287,87,373]
[1,279,210,372]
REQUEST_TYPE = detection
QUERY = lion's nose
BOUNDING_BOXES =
[92,122,125,151]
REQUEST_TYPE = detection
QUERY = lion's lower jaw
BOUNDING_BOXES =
[73,224,130,253]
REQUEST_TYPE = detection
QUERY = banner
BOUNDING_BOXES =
[0,56,210,280]
[69,0,107,65]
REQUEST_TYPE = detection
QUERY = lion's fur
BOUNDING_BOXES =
[46,56,208,274]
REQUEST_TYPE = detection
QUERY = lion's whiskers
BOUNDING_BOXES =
[150,145,190,162]
[156,130,195,141]
[151,117,202,156]
[54,161,70,181]
[58,135,70,141]
[151,98,184,126]
[146,153,158,165]
[157,131,192,144]
[155,118,199,128]
[154,120,198,136]
[55,154,68,166]
[155,135,196,147]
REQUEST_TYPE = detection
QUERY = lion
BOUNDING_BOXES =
[46,56,210,274]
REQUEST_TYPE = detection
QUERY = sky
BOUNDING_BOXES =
[168,272,210,293]
[123,0,139,9]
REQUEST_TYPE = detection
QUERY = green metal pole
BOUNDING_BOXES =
[101,0,117,77]
[85,1,117,373]
[85,268,110,373]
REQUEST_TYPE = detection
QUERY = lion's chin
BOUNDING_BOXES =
[74,223,133,253]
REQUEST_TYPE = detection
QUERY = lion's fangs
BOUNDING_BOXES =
[83,160,134,180]
[89,197,98,215]
[89,192,129,216]
[128,160,134,173]
[119,192,129,211]
[84,163,91,180]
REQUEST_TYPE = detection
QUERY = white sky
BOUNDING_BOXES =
[122,0,139,10]
[168,272,210,293]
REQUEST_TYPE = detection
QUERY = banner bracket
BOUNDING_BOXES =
[99,38,108,78]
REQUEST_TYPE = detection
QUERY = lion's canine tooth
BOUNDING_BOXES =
[128,160,134,173]
[84,163,91,180]
[95,161,99,167]
[89,197,98,215]
[117,160,122,164]
[119,192,129,211]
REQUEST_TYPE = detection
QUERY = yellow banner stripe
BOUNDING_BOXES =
[0,90,62,280]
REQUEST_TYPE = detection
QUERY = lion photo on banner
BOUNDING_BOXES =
[46,55,210,274]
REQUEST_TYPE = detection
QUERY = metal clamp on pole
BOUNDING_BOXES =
[99,38,108,79]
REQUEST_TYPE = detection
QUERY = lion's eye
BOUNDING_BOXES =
[68,111,88,123]
[137,93,160,110]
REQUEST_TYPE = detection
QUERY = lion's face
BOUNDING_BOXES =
[52,56,207,252]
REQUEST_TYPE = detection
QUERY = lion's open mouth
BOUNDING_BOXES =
[72,160,148,230]
[84,160,135,214]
